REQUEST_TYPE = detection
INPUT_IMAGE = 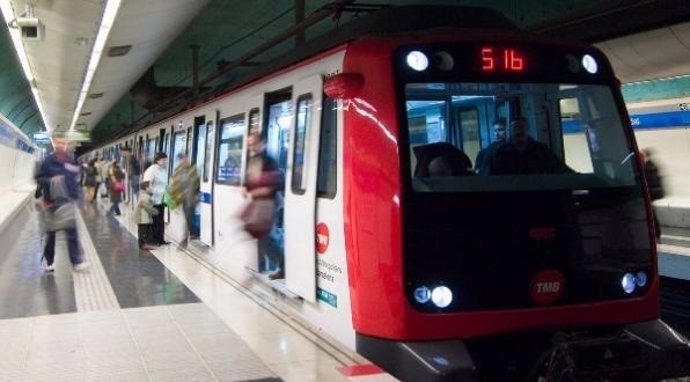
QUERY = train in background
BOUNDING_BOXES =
[84,5,690,381]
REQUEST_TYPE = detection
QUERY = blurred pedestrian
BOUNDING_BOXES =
[241,132,283,279]
[641,148,665,240]
[83,159,98,202]
[170,153,200,246]
[142,152,169,245]
[34,135,89,272]
[108,161,125,216]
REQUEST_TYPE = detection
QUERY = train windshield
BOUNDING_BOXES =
[405,82,638,192]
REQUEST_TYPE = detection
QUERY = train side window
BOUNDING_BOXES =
[215,114,246,185]
[560,97,594,173]
[291,94,312,194]
[317,96,337,198]
[249,108,261,135]
[458,108,480,167]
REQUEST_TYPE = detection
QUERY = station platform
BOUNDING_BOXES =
[3,192,690,382]
[0,196,395,382]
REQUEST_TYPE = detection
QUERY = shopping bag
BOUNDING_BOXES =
[163,191,177,209]
[240,198,274,239]
[99,182,107,197]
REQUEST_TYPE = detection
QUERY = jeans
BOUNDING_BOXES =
[110,202,121,215]
[44,227,82,265]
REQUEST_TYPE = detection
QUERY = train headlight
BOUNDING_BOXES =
[636,271,648,288]
[582,54,598,74]
[406,51,429,72]
[413,286,431,304]
[621,273,636,294]
[431,286,453,308]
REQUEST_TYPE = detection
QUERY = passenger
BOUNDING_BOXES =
[134,181,159,251]
[170,153,200,246]
[83,159,98,202]
[98,157,110,199]
[475,119,507,175]
[123,147,141,205]
[142,152,170,245]
[241,132,283,279]
[108,161,125,216]
[641,148,665,240]
[34,135,89,273]
[489,117,570,175]
[414,142,473,177]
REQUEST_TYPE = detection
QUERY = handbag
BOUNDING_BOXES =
[163,190,177,209]
[113,180,125,192]
[241,198,275,239]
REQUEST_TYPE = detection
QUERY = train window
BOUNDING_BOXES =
[405,82,636,192]
[171,131,186,170]
[459,108,480,166]
[317,96,337,198]
[249,108,261,135]
[292,95,312,194]
[216,114,245,185]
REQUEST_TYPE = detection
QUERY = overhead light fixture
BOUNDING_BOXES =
[0,0,49,130]
[69,0,122,131]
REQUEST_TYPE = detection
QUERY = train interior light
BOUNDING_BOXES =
[582,54,598,74]
[622,273,636,294]
[431,286,453,308]
[323,72,364,99]
[406,50,429,71]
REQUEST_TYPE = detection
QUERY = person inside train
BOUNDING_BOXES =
[413,142,474,177]
[488,117,571,175]
[475,119,507,175]
[241,132,284,280]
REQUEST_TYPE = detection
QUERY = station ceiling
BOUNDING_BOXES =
[1,0,689,147]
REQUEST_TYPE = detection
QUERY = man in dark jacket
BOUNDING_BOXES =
[35,135,89,272]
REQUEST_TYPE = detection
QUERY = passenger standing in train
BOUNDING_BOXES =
[143,152,170,245]
[242,132,283,279]
[34,135,89,272]
[489,117,570,175]
[134,181,158,251]
[108,162,125,216]
[641,148,665,240]
[83,159,98,202]
[475,119,506,175]
[170,153,200,246]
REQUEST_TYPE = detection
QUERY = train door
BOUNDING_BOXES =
[284,76,322,302]
[190,116,206,244]
[199,112,216,245]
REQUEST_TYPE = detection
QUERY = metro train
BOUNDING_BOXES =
[85,5,690,381]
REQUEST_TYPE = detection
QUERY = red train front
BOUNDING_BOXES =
[334,15,690,382]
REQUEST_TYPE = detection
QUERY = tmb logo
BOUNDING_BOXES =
[316,223,330,255]
[529,269,565,305]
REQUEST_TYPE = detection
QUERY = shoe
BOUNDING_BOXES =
[268,270,285,280]
[159,241,171,245]
[73,262,90,272]
[42,257,55,272]
[141,245,157,251]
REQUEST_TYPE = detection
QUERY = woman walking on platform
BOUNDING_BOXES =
[108,162,125,216]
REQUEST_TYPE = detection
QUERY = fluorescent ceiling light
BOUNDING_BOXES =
[69,0,122,131]
[0,0,49,131]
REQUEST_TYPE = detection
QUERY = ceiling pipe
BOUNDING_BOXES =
[125,0,354,128]
[295,0,305,47]
[191,44,200,99]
